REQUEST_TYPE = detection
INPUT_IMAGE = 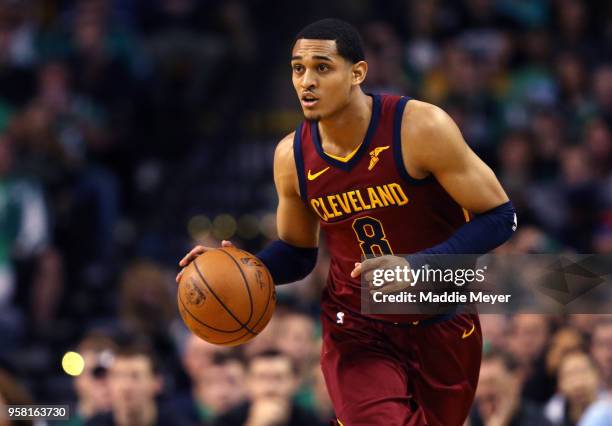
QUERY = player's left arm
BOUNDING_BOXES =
[352,101,516,283]
[404,100,509,213]
[402,100,516,256]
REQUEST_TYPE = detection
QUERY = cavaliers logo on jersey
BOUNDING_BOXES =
[368,145,390,170]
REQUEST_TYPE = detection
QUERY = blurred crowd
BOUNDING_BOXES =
[0,0,612,425]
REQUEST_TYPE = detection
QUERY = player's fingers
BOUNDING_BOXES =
[363,269,376,287]
[350,262,361,278]
[359,256,386,273]
[175,268,185,284]
[221,240,233,247]
[179,245,208,267]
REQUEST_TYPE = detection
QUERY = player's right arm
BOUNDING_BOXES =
[177,132,319,285]
[273,132,319,248]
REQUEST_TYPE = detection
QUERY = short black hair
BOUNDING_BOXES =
[294,18,365,63]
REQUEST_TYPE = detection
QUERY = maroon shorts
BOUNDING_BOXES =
[320,302,482,426]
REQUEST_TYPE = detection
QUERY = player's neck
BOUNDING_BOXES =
[318,90,372,155]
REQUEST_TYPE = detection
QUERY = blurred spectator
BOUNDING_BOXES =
[480,314,509,351]
[0,132,57,343]
[63,332,117,426]
[118,259,185,381]
[498,131,534,198]
[191,352,246,421]
[308,363,334,426]
[470,349,552,426]
[119,260,175,340]
[593,65,612,127]
[275,309,316,377]
[583,118,612,180]
[11,60,109,174]
[545,351,602,426]
[401,0,444,76]
[507,314,555,403]
[242,313,281,359]
[9,59,120,285]
[170,334,243,425]
[0,367,34,426]
[362,21,410,95]
[590,319,612,395]
[275,309,318,414]
[555,52,591,120]
[214,349,319,426]
[505,226,557,254]
[569,315,601,336]
[181,333,230,378]
[0,0,37,106]
[578,398,612,426]
[546,328,584,379]
[86,340,190,426]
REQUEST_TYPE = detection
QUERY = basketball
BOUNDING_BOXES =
[177,246,276,346]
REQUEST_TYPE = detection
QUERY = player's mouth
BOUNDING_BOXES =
[301,93,319,108]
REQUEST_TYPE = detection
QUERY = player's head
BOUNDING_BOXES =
[292,18,367,120]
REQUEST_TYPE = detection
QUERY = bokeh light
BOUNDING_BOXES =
[212,214,237,240]
[62,351,84,377]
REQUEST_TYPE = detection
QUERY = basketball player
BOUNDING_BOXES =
[177,19,516,426]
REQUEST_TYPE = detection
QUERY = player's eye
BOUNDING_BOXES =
[318,64,329,72]
[292,64,304,73]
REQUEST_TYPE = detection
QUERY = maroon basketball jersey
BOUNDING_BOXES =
[293,94,468,322]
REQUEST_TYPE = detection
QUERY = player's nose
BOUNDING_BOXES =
[301,69,317,89]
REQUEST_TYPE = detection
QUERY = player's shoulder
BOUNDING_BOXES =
[402,99,454,138]
[275,131,296,157]
[273,131,299,185]
[274,131,296,166]
[399,99,466,173]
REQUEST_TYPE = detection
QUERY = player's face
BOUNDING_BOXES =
[291,39,363,121]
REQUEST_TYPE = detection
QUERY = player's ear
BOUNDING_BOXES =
[351,60,367,86]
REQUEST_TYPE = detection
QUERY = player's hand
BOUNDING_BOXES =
[175,240,233,283]
[351,255,412,294]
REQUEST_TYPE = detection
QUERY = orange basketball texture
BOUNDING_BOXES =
[177,247,276,346]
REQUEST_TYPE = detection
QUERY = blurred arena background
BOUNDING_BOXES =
[0,0,611,425]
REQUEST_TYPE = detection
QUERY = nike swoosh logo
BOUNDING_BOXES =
[307,167,330,181]
[462,322,476,339]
